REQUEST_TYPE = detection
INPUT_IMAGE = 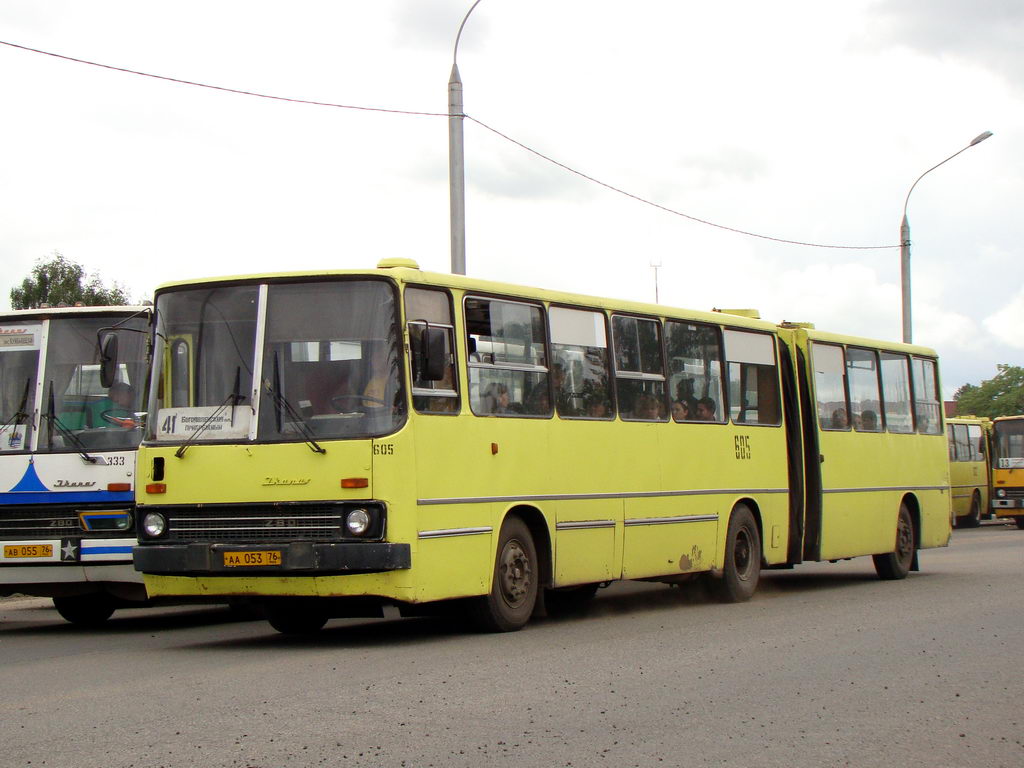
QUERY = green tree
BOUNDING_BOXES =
[953,365,1024,418]
[10,252,130,309]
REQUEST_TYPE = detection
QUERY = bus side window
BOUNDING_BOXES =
[879,352,913,433]
[612,315,666,421]
[465,297,549,417]
[812,342,849,430]
[911,357,942,435]
[725,329,780,426]
[847,347,882,432]
[550,307,612,419]
[406,287,459,415]
[665,321,724,423]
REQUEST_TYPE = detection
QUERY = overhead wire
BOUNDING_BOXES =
[0,38,899,251]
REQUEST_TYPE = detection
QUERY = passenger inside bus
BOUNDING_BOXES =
[695,397,716,421]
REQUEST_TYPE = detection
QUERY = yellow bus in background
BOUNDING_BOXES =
[991,415,1024,529]
[129,260,951,634]
[946,416,991,528]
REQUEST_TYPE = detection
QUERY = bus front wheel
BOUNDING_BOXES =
[470,515,538,632]
[52,593,117,626]
[873,503,915,580]
[265,601,328,635]
[708,505,761,603]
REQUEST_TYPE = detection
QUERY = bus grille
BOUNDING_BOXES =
[997,487,1024,500]
[152,503,379,543]
[0,504,131,539]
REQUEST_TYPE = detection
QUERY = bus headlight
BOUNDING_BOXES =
[345,508,372,537]
[996,488,1006,499]
[142,512,167,538]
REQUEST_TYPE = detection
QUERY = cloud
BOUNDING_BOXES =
[868,0,1024,89]
[983,288,1024,349]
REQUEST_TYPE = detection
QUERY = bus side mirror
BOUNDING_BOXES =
[99,334,119,388]
[420,327,447,382]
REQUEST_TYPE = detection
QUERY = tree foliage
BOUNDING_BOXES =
[953,365,1024,418]
[10,252,130,310]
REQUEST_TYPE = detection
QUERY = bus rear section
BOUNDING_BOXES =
[991,416,1024,529]
[0,307,150,624]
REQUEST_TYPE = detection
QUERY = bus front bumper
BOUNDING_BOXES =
[133,542,411,575]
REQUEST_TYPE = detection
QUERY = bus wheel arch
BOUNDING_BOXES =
[708,502,762,603]
[470,507,547,632]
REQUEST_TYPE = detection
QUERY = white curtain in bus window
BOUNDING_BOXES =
[812,342,849,430]
[879,352,914,434]
[967,424,984,461]
[665,321,724,423]
[612,315,666,421]
[549,307,611,419]
[406,287,458,414]
[0,322,41,452]
[912,357,942,434]
[724,330,780,425]
[465,297,549,417]
[846,347,882,432]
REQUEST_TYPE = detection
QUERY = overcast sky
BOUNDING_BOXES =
[1,0,1021,396]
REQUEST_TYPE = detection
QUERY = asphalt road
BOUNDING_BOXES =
[1,522,1021,768]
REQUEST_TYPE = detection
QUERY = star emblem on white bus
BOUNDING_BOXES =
[60,540,78,561]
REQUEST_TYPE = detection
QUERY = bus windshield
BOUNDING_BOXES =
[38,315,149,453]
[0,321,41,452]
[149,279,405,443]
[993,419,1024,469]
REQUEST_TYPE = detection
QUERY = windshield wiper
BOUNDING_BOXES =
[0,377,33,447]
[42,382,97,463]
[175,367,247,458]
[262,354,325,455]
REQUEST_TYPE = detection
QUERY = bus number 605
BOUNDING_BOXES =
[734,435,751,460]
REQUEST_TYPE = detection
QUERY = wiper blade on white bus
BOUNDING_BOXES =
[43,382,97,464]
[175,367,246,459]
[0,377,32,432]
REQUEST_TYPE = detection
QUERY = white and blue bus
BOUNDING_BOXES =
[0,306,150,624]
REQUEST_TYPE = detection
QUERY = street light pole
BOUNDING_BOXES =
[900,131,992,344]
[449,0,484,276]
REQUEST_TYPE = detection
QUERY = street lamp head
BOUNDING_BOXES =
[970,131,993,146]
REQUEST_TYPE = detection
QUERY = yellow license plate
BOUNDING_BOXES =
[4,544,54,559]
[223,550,282,567]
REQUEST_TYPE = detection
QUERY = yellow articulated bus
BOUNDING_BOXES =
[130,260,951,634]
[946,416,992,528]
[991,415,1024,529]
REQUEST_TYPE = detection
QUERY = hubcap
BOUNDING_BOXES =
[498,538,533,608]
[734,527,752,580]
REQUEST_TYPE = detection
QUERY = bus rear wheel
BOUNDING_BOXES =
[1015,517,1024,530]
[709,505,761,603]
[873,503,915,580]
[957,493,982,528]
[470,515,538,632]
[52,593,117,626]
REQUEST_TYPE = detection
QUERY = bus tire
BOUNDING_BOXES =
[265,601,328,635]
[709,505,761,603]
[52,593,116,626]
[959,493,982,528]
[544,583,600,616]
[470,515,538,632]
[1015,517,1024,530]
[873,503,915,580]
